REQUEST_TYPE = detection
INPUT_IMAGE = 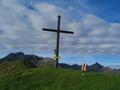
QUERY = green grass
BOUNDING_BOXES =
[0,60,28,75]
[0,66,120,90]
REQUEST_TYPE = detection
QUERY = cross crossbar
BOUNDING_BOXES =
[43,28,74,34]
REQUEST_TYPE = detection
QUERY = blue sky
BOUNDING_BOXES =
[0,0,120,66]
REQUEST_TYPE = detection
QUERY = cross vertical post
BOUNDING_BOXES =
[56,15,61,68]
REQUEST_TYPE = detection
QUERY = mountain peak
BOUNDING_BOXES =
[94,62,102,65]
[15,52,24,55]
[1,52,25,62]
[89,62,104,71]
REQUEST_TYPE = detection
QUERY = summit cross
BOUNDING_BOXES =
[42,15,74,68]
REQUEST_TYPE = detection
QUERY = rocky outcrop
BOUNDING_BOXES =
[0,52,56,68]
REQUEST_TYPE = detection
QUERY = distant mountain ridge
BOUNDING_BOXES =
[60,63,81,70]
[108,65,120,69]
[60,62,104,71]
[0,52,56,68]
[0,52,25,62]
[2,52,119,72]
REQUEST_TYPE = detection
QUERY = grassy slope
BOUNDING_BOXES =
[0,60,27,75]
[0,64,120,90]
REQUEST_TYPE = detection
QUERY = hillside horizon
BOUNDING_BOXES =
[1,52,120,70]
[0,52,104,66]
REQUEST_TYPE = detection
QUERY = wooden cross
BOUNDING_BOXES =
[42,15,74,68]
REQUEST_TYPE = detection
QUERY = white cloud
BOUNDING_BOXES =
[0,0,120,55]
